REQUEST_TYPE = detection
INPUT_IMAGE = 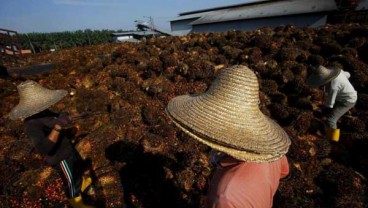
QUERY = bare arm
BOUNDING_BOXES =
[48,124,62,143]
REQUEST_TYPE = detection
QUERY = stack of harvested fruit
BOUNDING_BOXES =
[0,23,367,207]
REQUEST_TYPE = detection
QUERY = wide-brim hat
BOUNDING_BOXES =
[9,80,67,120]
[166,65,291,162]
[306,65,341,87]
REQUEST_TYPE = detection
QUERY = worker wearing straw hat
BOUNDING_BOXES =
[166,65,291,208]
[9,80,95,208]
[306,65,357,142]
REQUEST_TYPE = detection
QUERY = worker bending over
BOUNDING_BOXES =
[9,80,94,208]
[306,65,357,142]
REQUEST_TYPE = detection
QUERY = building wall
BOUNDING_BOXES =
[170,0,368,34]
[170,18,198,35]
[190,13,327,33]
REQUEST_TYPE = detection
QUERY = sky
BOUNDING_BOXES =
[0,0,257,34]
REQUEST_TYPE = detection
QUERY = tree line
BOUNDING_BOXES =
[18,29,127,53]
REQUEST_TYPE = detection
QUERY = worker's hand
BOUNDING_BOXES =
[319,104,333,115]
[55,113,72,128]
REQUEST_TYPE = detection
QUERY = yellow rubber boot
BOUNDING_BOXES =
[326,127,340,142]
[81,176,92,192]
[68,195,95,208]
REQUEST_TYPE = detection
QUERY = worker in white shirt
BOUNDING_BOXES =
[306,65,357,142]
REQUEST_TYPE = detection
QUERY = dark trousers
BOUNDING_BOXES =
[54,151,85,198]
[326,102,356,129]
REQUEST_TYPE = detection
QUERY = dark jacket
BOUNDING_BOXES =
[23,112,74,165]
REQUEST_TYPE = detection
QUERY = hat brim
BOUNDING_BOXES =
[9,90,67,120]
[306,68,341,87]
[166,94,291,162]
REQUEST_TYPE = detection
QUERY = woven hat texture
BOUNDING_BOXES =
[9,80,67,120]
[306,65,341,87]
[166,65,291,162]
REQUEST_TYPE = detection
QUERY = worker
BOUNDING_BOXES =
[306,65,357,142]
[9,80,94,208]
[165,65,291,208]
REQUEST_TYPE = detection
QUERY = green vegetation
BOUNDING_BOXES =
[18,29,126,52]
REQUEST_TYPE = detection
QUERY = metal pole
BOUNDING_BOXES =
[25,33,35,54]
[150,16,155,37]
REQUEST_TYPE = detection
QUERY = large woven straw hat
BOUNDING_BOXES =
[166,65,291,162]
[9,80,67,120]
[306,65,341,87]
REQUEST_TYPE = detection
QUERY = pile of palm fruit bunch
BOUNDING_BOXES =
[1,23,368,208]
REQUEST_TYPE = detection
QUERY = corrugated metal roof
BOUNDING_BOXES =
[172,0,338,25]
[172,1,272,22]
[178,0,272,16]
[170,14,203,22]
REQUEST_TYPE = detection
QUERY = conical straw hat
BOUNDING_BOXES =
[166,65,291,162]
[9,80,67,120]
[306,65,341,87]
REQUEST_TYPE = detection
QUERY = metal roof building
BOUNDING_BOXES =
[111,21,174,43]
[170,0,368,35]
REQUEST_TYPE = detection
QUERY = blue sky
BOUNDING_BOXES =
[0,0,255,33]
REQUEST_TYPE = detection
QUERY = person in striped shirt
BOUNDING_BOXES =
[10,80,94,208]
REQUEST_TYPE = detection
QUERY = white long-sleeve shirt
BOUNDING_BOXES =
[325,70,357,108]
